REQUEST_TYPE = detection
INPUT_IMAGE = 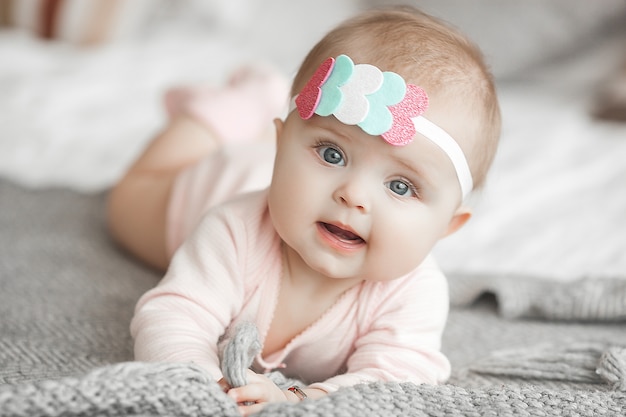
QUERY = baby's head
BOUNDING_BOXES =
[291,6,501,191]
[268,6,501,282]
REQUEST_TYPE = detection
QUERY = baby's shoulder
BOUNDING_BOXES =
[182,189,281,286]
[357,256,449,323]
[213,189,270,216]
[193,189,280,259]
[198,189,273,233]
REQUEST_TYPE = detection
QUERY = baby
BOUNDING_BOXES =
[108,6,501,416]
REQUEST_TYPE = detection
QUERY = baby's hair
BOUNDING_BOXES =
[291,6,501,190]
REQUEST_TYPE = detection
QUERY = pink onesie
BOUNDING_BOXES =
[131,188,451,393]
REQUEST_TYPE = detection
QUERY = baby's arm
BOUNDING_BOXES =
[310,264,451,392]
[130,210,246,380]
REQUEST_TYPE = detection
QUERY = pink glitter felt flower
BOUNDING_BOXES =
[382,84,429,146]
[295,57,335,119]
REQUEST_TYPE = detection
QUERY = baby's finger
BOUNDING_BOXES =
[216,377,231,392]
[228,383,267,404]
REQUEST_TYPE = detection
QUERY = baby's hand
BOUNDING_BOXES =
[225,370,291,416]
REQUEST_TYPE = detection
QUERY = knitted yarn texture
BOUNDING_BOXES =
[1,360,625,417]
[448,274,626,321]
[1,324,625,417]
[219,321,262,388]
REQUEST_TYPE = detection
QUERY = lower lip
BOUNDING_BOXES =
[316,223,365,253]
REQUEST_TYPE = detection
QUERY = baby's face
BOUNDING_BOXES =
[268,112,467,282]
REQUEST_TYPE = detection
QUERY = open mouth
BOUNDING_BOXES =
[317,222,366,250]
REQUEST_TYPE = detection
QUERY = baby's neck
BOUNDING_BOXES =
[280,242,362,299]
[260,243,362,357]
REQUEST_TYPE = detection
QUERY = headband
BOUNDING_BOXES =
[292,54,473,198]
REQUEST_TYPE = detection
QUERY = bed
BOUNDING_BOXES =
[1,0,626,415]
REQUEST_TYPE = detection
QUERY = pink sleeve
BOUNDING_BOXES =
[130,209,247,380]
[309,261,450,392]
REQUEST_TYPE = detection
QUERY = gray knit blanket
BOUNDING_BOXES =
[1,179,626,416]
[2,355,626,417]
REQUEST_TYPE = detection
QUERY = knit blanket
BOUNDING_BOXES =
[2,357,626,417]
[2,181,626,416]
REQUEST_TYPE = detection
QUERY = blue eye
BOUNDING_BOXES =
[317,145,345,166]
[386,179,417,198]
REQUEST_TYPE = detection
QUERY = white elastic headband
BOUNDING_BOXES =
[412,116,473,198]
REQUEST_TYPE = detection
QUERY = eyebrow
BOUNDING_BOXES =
[393,155,436,189]
[308,118,354,142]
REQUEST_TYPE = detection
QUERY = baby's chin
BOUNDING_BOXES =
[291,240,425,283]
[310,261,419,284]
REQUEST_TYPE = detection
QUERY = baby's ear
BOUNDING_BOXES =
[443,206,472,238]
[273,118,284,138]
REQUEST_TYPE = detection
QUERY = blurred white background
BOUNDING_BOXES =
[1,0,625,281]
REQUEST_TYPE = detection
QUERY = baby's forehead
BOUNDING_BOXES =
[299,114,448,163]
